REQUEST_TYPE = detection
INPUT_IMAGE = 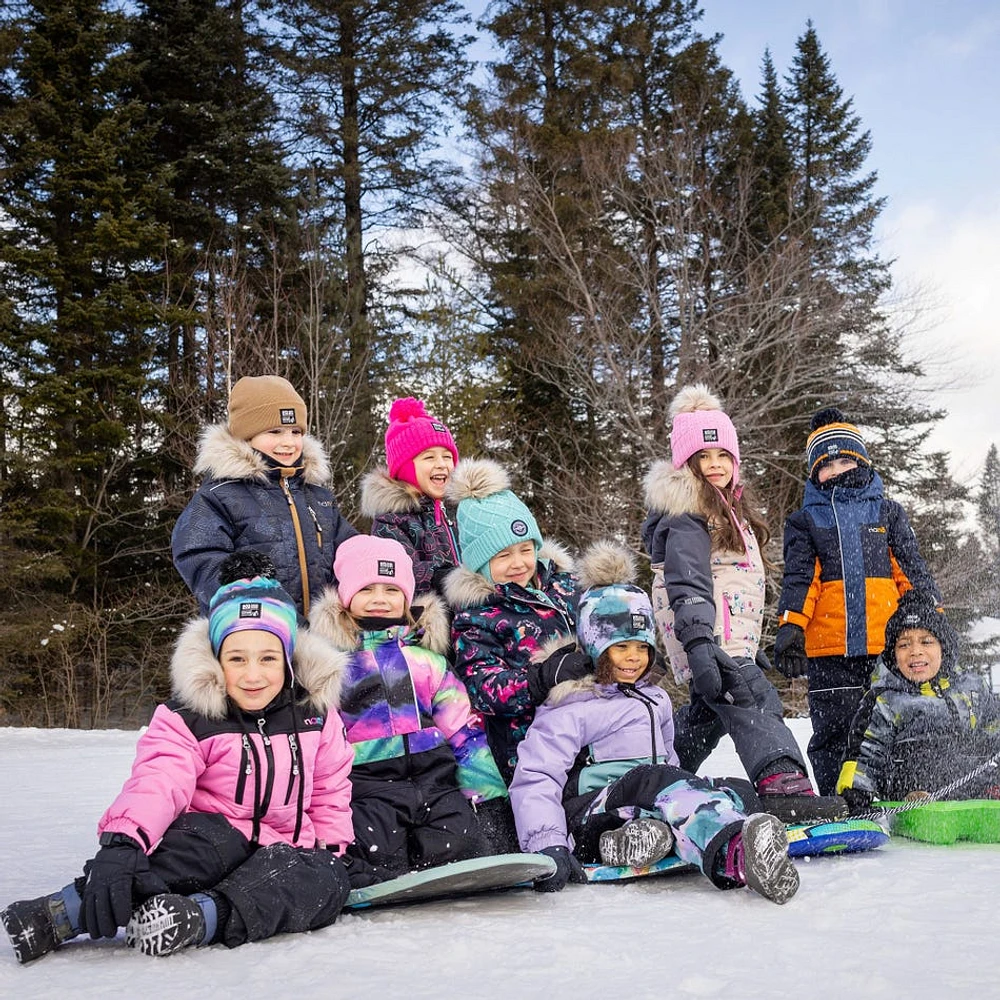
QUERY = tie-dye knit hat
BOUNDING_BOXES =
[384,397,459,488]
[447,459,542,578]
[806,406,871,482]
[669,384,741,486]
[208,553,298,674]
[575,541,657,663]
[333,534,416,609]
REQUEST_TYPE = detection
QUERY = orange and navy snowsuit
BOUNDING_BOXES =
[776,469,939,793]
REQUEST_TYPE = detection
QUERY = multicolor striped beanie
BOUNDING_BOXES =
[806,407,871,482]
[208,554,298,672]
[384,397,459,488]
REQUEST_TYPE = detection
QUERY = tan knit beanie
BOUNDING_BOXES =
[228,375,307,441]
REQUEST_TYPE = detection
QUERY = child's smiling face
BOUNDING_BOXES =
[348,584,407,619]
[605,640,652,684]
[249,426,304,465]
[696,448,734,490]
[894,627,943,683]
[219,630,286,712]
[488,541,537,586]
[412,446,455,499]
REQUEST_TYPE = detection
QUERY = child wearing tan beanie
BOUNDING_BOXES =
[172,375,357,616]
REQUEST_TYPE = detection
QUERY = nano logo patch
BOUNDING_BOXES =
[377,559,396,577]
[303,716,324,727]
[827,444,841,456]
[239,602,262,619]
[867,526,887,534]
[431,422,446,432]
[702,428,719,442]
[279,408,297,425]
[903,614,920,626]
[631,613,647,630]
[511,519,528,537]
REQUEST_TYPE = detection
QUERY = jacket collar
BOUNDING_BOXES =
[193,423,332,486]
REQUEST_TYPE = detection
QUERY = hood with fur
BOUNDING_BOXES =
[308,587,451,656]
[643,458,702,518]
[170,617,347,720]
[194,423,332,486]
[442,540,575,610]
[359,467,424,517]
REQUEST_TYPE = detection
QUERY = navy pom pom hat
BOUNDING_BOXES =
[806,406,871,482]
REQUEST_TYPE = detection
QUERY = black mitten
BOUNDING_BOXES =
[714,647,756,708]
[527,645,593,704]
[683,638,723,701]
[474,797,520,855]
[533,846,588,893]
[80,835,157,939]
[774,624,809,679]
[840,786,874,816]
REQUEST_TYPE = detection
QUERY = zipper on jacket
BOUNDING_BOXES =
[618,684,661,764]
[256,716,277,816]
[279,473,311,615]
[285,732,300,805]
[236,733,253,804]
[306,504,323,550]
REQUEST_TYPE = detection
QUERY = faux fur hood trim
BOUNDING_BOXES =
[193,423,332,486]
[670,383,724,418]
[546,675,600,706]
[308,587,451,656]
[578,541,638,591]
[442,540,576,610]
[359,468,423,517]
[529,632,580,665]
[445,458,510,504]
[643,458,702,517]
[170,618,348,719]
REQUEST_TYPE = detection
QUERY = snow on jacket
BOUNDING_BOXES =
[360,468,460,595]
[97,622,355,854]
[444,542,579,781]
[509,673,679,853]
[641,459,766,683]
[309,588,506,803]
[171,423,357,615]
[839,662,1000,800]
[777,470,939,658]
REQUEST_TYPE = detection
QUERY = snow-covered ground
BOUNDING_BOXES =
[2,720,999,999]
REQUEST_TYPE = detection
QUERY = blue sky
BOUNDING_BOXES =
[695,0,1000,487]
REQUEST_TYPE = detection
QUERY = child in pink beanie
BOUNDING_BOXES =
[360,397,462,595]
[309,535,512,883]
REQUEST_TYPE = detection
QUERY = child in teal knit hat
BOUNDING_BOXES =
[442,460,587,783]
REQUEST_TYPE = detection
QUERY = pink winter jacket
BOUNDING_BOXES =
[98,619,355,854]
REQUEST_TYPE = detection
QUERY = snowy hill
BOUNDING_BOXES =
[2,720,999,999]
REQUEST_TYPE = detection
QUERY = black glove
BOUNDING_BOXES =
[684,639,754,708]
[840,786,874,816]
[533,846,588,893]
[527,644,593,704]
[341,852,381,889]
[474,797,520,855]
[754,648,773,673]
[774,624,809,679]
[81,835,157,939]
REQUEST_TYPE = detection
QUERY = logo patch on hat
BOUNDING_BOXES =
[827,444,840,457]
[377,559,396,577]
[631,613,648,631]
[702,428,719,442]
[511,519,528,537]
[431,422,446,432]
[238,601,262,619]
[279,408,297,425]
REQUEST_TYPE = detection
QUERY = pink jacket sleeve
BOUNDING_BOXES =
[306,716,355,853]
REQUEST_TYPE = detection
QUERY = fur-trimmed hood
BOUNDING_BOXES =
[359,467,424,517]
[170,617,348,719]
[308,586,451,655]
[194,422,332,486]
[643,457,702,518]
[442,539,575,610]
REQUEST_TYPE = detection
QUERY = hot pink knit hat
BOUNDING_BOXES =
[384,397,458,487]
[333,535,416,609]
[668,384,741,485]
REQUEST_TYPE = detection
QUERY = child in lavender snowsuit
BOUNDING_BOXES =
[2,553,355,964]
[443,460,585,784]
[309,535,511,883]
[509,542,800,903]
[361,397,462,596]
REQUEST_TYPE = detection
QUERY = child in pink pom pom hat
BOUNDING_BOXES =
[360,398,462,596]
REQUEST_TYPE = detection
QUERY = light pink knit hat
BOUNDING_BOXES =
[333,535,416,609]
[384,397,458,487]
[669,384,741,485]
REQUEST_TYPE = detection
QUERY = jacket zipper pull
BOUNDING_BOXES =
[289,732,300,776]
[257,717,271,746]
[279,476,295,508]
[307,505,323,549]
[242,733,253,775]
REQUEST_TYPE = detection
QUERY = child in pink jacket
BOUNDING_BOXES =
[1,553,355,964]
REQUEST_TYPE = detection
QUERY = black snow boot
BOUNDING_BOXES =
[126,894,206,957]
[1,892,74,964]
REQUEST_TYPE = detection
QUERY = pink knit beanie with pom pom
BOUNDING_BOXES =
[384,397,459,487]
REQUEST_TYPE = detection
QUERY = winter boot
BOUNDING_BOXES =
[126,894,206,957]
[729,813,800,905]
[1,892,75,964]
[599,818,675,868]
[756,771,847,824]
